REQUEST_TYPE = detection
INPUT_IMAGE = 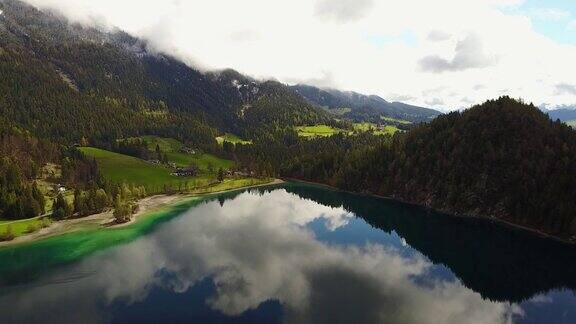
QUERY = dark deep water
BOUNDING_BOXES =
[1,182,576,324]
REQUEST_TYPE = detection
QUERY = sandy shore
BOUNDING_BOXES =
[0,179,284,248]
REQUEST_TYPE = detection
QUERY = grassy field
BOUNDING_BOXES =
[295,125,343,137]
[0,217,51,238]
[80,146,251,194]
[166,151,234,169]
[81,147,186,190]
[381,116,412,125]
[353,122,400,136]
[296,123,400,138]
[353,122,377,132]
[140,135,182,152]
[377,125,401,135]
[80,147,225,193]
[124,135,236,169]
[216,133,252,145]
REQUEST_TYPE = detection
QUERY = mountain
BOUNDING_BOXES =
[547,108,576,122]
[265,97,576,239]
[0,0,333,145]
[291,84,442,123]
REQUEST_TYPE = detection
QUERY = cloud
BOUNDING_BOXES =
[16,0,576,111]
[286,71,338,89]
[314,0,374,23]
[0,189,523,324]
[229,29,260,43]
[425,98,445,106]
[555,83,576,95]
[427,30,452,42]
[388,93,417,102]
[419,34,497,73]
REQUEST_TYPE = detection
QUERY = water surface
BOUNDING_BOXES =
[1,183,575,324]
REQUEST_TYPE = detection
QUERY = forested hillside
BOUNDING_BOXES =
[386,97,576,235]
[0,0,332,145]
[238,97,576,238]
[1,0,575,241]
[0,121,99,221]
[0,0,335,232]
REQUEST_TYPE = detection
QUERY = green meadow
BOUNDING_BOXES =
[0,217,51,238]
[80,145,265,194]
[140,135,182,152]
[295,125,343,138]
[354,122,401,136]
[295,123,400,138]
[216,133,252,145]
[80,147,187,191]
[123,135,235,169]
[166,151,234,170]
[381,116,412,125]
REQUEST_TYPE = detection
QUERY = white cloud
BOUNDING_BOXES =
[314,0,374,23]
[19,0,576,110]
[427,30,452,42]
[419,34,498,73]
[555,83,576,96]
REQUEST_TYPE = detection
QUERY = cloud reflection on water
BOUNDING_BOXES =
[0,189,522,324]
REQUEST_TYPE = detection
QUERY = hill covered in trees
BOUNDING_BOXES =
[0,0,334,146]
[239,97,576,239]
[385,97,576,236]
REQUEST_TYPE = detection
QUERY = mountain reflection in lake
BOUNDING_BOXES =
[0,183,575,324]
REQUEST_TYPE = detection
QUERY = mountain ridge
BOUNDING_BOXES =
[291,84,442,123]
[0,0,336,143]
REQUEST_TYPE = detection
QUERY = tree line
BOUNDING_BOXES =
[235,97,576,237]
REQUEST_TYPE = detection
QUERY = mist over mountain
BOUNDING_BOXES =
[291,84,442,123]
[0,0,337,143]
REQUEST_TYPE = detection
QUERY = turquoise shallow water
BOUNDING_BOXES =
[0,182,575,324]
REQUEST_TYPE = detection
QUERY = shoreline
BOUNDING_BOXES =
[4,176,571,248]
[284,177,576,246]
[0,178,284,248]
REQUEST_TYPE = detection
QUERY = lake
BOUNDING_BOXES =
[0,182,575,324]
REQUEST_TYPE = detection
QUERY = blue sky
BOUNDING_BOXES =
[506,0,576,44]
